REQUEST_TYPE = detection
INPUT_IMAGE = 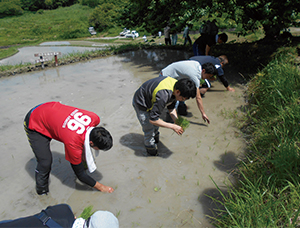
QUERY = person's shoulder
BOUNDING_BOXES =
[46,204,72,212]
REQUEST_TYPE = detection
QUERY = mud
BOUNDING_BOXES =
[0,49,246,227]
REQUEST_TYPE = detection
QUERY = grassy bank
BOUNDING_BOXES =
[212,47,300,227]
[0,4,92,46]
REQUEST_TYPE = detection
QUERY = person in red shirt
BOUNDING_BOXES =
[24,102,114,195]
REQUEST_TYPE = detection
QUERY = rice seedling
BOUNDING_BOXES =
[154,187,161,192]
[175,115,190,131]
[80,205,94,219]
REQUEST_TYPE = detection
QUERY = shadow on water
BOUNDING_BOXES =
[120,133,173,158]
[198,151,241,223]
[198,187,228,224]
[214,151,240,173]
[119,48,247,87]
[25,151,103,191]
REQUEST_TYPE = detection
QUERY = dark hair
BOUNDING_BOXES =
[174,78,196,99]
[219,33,228,43]
[218,55,228,65]
[90,127,113,151]
[202,62,217,75]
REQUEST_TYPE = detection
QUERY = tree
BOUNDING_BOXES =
[20,0,77,11]
[0,0,23,18]
[118,0,224,34]
[89,1,127,31]
[80,0,99,8]
[227,0,300,38]
[88,3,116,31]
[118,0,300,38]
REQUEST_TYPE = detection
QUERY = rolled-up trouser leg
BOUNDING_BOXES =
[24,118,52,195]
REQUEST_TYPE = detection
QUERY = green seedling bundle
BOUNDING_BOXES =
[175,115,190,131]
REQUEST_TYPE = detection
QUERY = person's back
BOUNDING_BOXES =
[164,25,170,38]
[27,101,100,164]
[190,56,223,75]
[193,33,228,56]
[0,204,119,228]
[133,76,177,111]
[0,204,75,227]
[193,34,215,56]
[190,55,235,93]
[161,60,202,88]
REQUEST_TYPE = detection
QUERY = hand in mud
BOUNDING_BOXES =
[101,185,114,193]
[202,114,210,124]
[94,182,114,193]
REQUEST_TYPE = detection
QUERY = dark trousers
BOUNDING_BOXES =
[184,35,192,46]
[24,110,52,194]
[192,43,204,56]
[165,38,171,45]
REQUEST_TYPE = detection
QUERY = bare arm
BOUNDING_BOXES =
[205,44,211,56]
[149,109,183,135]
[195,87,210,123]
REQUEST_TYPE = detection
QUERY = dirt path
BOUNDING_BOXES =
[0,49,246,227]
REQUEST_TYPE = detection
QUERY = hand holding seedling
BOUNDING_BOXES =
[173,124,184,135]
[175,116,190,134]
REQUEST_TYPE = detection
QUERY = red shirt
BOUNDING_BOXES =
[28,102,100,165]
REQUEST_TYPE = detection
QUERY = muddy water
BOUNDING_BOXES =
[0,49,246,227]
[0,46,105,65]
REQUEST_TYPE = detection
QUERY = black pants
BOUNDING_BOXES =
[24,110,52,194]
[165,38,171,45]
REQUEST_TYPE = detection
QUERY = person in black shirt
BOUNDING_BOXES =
[0,204,119,228]
[193,33,228,56]
[190,55,235,96]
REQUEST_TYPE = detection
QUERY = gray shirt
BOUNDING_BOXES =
[161,60,202,88]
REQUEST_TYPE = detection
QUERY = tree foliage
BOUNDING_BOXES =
[228,0,300,38]
[88,0,128,31]
[20,0,77,11]
[0,0,23,18]
[80,0,99,8]
[89,3,115,31]
[119,0,300,38]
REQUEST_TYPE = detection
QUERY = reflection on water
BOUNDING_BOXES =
[120,49,192,72]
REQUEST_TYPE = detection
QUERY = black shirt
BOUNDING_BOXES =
[0,204,75,227]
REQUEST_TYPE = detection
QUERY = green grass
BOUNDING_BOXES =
[0,4,92,46]
[210,47,300,227]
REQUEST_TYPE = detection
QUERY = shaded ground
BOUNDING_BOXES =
[0,48,246,227]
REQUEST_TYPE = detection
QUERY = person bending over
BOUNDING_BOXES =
[132,77,196,156]
[24,101,114,195]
